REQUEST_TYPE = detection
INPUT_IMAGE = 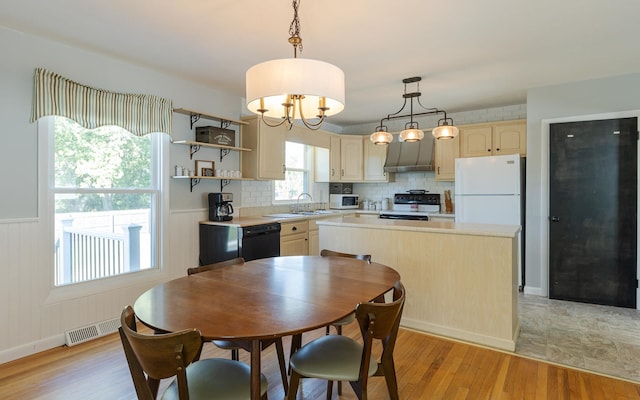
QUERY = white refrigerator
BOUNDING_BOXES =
[454,153,524,287]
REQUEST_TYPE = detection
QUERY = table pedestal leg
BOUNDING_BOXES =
[251,339,261,400]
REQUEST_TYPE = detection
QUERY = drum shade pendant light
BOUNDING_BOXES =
[369,77,458,144]
[246,0,345,130]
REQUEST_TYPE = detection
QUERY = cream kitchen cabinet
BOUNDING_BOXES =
[308,219,320,256]
[241,116,286,180]
[317,134,364,182]
[434,135,460,181]
[363,137,393,182]
[459,120,526,158]
[328,135,342,181]
[280,220,309,256]
[340,136,364,181]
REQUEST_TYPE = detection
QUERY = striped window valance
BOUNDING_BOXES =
[30,68,173,136]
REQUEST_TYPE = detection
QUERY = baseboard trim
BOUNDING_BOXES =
[401,317,516,352]
[523,286,544,296]
[0,334,65,364]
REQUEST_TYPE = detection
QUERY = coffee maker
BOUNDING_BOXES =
[208,193,234,221]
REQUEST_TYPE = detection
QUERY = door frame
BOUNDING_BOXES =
[539,110,640,309]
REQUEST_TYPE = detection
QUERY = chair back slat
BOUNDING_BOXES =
[320,249,372,263]
[187,257,245,275]
[355,281,405,340]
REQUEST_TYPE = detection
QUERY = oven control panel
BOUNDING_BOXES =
[393,193,441,205]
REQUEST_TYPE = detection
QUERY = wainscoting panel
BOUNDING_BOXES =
[0,209,206,364]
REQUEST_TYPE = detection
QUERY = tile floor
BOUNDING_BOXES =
[517,294,640,382]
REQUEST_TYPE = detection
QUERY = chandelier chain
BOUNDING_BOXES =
[288,0,303,57]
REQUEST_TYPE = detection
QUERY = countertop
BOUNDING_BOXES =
[199,211,354,227]
[199,210,456,228]
[316,216,520,238]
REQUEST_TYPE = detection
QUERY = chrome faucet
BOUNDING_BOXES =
[296,192,313,212]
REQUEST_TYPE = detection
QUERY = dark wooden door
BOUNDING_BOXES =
[549,117,638,308]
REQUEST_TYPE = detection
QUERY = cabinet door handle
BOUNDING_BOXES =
[496,148,500,152]
[331,168,335,176]
[282,165,286,174]
[437,166,440,174]
[292,226,297,231]
[487,149,491,152]
[341,169,344,176]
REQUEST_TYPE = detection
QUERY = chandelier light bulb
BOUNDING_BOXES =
[370,130,393,145]
[399,128,424,142]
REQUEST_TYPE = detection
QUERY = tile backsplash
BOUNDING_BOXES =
[353,172,454,213]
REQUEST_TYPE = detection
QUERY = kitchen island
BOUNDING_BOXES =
[317,216,520,351]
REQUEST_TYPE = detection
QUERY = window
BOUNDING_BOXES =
[50,117,161,286]
[274,141,310,201]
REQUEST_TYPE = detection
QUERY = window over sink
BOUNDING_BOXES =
[274,141,314,202]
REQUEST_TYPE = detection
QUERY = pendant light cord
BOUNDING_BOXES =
[288,0,303,57]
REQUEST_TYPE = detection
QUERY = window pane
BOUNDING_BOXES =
[54,193,154,285]
[285,142,305,168]
[52,117,158,286]
[54,118,152,189]
[274,170,306,201]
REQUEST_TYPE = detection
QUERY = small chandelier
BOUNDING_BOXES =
[246,0,345,130]
[369,77,458,144]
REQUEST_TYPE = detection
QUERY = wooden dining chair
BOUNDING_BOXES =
[319,249,372,335]
[187,257,289,394]
[287,281,405,400]
[288,249,373,392]
[118,305,268,400]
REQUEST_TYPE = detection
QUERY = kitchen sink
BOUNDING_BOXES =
[263,213,304,218]
[263,210,341,218]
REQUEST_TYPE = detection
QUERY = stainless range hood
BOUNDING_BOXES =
[383,138,435,172]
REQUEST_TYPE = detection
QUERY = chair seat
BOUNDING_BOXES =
[213,340,240,350]
[161,358,268,400]
[331,312,355,327]
[289,335,378,381]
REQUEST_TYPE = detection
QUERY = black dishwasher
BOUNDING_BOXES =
[199,222,281,265]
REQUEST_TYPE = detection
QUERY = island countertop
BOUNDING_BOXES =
[316,216,520,238]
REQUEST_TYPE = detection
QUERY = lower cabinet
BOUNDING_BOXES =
[280,220,309,256]
[308,219,320,256]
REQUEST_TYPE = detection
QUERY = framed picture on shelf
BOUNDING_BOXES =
[195,160,214,176]
[202,167,215,177]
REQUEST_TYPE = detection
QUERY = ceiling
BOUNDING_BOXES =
[2,0,639,128]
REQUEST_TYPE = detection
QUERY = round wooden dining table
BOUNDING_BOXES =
[133,255,401,400]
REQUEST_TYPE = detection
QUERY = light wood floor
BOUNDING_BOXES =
[1,325,639,400]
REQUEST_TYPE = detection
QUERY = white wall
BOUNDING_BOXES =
[525,73,640,295]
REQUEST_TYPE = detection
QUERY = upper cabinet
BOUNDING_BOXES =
[434,135,460,181]
[339,136,364,182]
[459,120,526,158]
[363,137,393,182]
[241,116,286,180]
[316,134,364,182]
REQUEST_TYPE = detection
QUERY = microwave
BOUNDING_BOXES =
[329,194,359,209]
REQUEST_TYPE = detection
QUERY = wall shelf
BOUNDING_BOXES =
[173,140,252,160]
[173,108,252,192]
[172,175,251,192]
[173,108,249,129]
